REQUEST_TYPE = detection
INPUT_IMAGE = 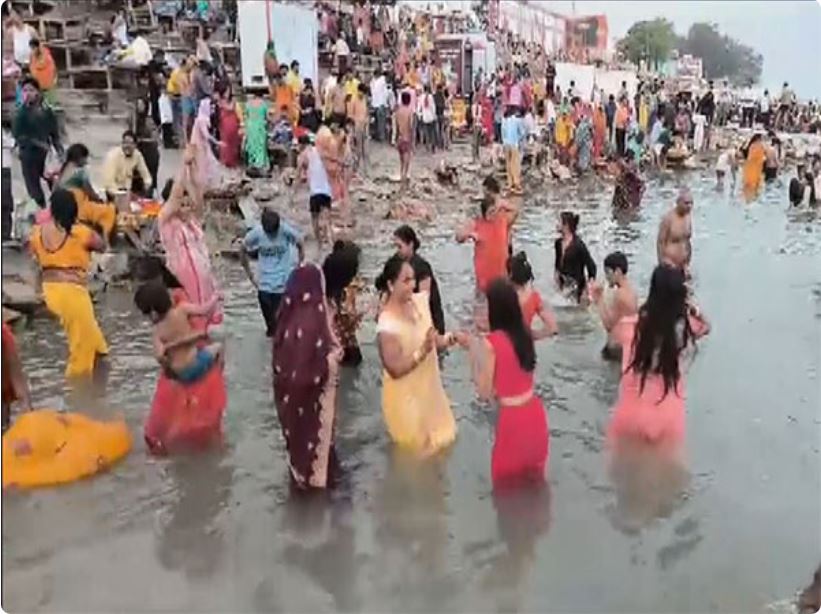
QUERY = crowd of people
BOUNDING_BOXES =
[8,0,821,508]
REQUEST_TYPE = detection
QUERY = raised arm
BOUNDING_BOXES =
[158,146,195,224]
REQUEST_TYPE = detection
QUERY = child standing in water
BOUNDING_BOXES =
[135,280,223,384]
[508,251,558,339]
[589,251,639,361]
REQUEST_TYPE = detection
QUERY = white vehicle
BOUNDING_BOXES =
[237,1,318,91]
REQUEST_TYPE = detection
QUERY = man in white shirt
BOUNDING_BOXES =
[419,86,437,152]
[759,89,771,128]
[2,130,14,240]
[334,37,350,76]
[371,70,388,142]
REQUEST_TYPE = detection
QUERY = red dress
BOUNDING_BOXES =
[520,290,543,328]
[143,289,226,455]
[488,331,549,487]
[218,101,241,168]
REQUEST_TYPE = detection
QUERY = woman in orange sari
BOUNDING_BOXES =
[742,133,766,196]
[29,189,108,377]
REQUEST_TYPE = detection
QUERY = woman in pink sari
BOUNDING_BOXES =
[158,146,223,328]
[273,264,342,489]
[189,98,220,188]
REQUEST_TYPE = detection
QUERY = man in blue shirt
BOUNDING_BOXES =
[240,208,304,336]
[501,106,526,195]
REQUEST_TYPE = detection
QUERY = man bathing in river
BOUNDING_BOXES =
[657,187,693,273]
[589,251,639,361]
[135,280,223,383]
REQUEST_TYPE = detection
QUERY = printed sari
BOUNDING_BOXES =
[273,265,342,489]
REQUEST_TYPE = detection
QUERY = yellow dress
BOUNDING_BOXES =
[3,409,130,489]
[377,293,456,454]
[29,223,108,377]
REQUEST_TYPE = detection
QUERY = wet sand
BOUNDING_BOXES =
[2,120,820,612]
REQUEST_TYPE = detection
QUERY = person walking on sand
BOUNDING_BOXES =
[296,134,333,247]
[394,91,415,190]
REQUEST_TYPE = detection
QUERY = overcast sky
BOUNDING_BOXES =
[548,0,821,98]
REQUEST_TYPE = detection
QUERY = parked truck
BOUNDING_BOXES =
[237,1,318,92]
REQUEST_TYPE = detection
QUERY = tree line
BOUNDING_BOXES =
[617,19,763,86]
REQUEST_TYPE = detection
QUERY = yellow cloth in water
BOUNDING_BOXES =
[3,410,131,489]
[42,282,108,377]
[377,293,456,454]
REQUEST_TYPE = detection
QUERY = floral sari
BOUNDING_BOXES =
[273,265,342,489]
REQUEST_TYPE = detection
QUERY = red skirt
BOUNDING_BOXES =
[491,398,549,488]
[144,364,227,455]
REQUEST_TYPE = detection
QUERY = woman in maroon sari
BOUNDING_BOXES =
[273,264,343,489]
[217,85,241,168]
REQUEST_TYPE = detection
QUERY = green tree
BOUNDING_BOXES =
[678,22,762,86]
[617,19,677,69]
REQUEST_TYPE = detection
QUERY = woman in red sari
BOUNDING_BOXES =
[464,278,548,488]
[481,89,494,144]
[273,264,343,489]
[217,85,242,168]
[593,104,607,161]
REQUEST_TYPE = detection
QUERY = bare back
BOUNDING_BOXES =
[396,106,413,143]
[154,306,200,372]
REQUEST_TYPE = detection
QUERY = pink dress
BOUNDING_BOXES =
[159,216,223,326]
[608,315,707,444]
[488,331,549,488]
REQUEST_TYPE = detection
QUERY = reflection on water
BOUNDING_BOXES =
[2,170,820,612]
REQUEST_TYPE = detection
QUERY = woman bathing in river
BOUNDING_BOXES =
[554,211,597,304]
[376,255,466,456]
[465,278,549,488]
[508,251,557,340]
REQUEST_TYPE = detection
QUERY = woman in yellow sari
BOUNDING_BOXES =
[29,189,108,377]
[56,143,116,239]
[742,133,766,195]
[375,255,465,455]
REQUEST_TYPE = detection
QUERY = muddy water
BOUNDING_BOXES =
[3,168,820,612]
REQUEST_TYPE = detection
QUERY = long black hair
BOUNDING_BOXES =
[628,264,694,400]
[50,188,78,232]
[507,251,534,286]
[486,278,536,372]
[60,143,90,175]
[560,211,579,235]
[323,240,361,305]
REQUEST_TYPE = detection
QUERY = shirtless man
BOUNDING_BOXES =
[134,280,223,383]
[657,187,693,272]
[394,91,414,190]
[588,251,639,361]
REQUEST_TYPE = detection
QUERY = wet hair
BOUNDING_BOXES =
[394,225,420,252]
[628,265,694,401]
[122,129,136,143]
[323,240,361,305]
[29,38,41,48]
[401,91,411,105]
[291,60,299,69]
[603,251,628,275]
[375,253,410,294]
[480,194,495,218]
[483,175,500,194]
[50,189,78,232]
[486,278,536,372]
[560,211,580,234]
[134,280,173,319]
[131,255,182,288]
[507,251,534,285]
[261,208,280,236]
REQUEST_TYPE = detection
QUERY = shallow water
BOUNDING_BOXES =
[3,166,820,612]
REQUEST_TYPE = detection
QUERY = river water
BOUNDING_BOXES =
[2,166,820,612]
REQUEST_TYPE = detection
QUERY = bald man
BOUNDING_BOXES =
[657,187,693,271]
